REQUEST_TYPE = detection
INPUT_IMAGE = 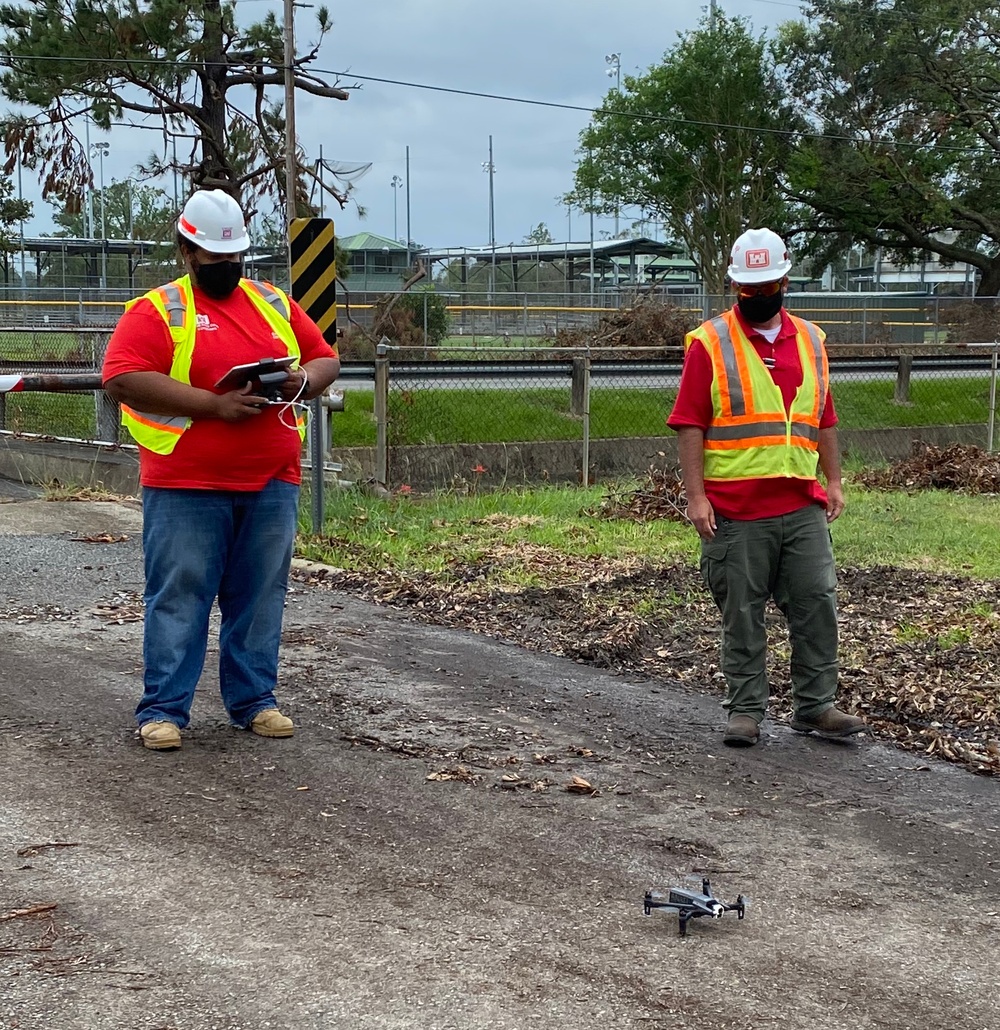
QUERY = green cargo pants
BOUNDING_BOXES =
[699,502,839,722]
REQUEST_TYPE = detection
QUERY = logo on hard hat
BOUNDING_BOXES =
[222,227,233,240]
[745,249,770,269]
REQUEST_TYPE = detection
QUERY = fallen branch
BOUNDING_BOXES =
[16,841,79,857]
[1,903,58,921]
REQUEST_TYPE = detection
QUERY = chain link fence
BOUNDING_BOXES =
[3,294,1000,491]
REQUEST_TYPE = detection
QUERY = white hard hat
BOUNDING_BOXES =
[727,227,792,284]
[177,189,249,254]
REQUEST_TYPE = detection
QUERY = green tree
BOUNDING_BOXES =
[570,12,797,295]
[0,0,351,215]
[47,180,177,288]
[523,222,554,245]
[0,173,32,284]
[778,0,1000,295]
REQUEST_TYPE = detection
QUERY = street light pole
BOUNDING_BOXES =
[390,174,403,241]
[90,141,109,289]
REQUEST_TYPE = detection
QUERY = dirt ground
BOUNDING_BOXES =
[1,492,999,1030]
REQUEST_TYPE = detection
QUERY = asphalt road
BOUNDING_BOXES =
[1,487,998,1030]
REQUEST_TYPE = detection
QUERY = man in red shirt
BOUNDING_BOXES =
[102,189,340,751]
[668,227,865,748]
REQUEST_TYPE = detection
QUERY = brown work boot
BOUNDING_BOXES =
[250,708,294,738]
[791,707,866,739]
[139,721,181,751]
[723,714,760,748]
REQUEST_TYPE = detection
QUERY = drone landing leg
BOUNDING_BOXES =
[678,910,691,937]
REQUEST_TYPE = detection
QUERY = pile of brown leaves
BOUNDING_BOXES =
[855,442,1000,494]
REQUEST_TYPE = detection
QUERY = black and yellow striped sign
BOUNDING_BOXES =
[289,217,337,346]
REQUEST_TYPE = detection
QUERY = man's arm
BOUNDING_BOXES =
[676,425,716,540]
[104,371,267,423]
[282,356,341,402]
[818,425,845,522]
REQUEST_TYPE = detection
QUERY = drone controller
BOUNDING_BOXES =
[214,356,295,401]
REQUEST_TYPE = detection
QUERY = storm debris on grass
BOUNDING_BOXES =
[588,466,688,524]
[855,442,1000,494]
[305,558,1000,778]
[552,299,694,358]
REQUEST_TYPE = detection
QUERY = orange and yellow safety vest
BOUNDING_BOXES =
[120,275,304,455]
[683,309,829,483]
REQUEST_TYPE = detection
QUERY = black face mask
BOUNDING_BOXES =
[737,289,784,325]
[192,259,243,299]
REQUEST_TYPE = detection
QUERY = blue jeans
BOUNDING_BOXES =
[137,480,300,729]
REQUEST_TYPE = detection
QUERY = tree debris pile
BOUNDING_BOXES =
[936,301,1000,346]
[588,466,688,523]
[302,558,1000,778]
[552,299,694,358]
[855,442,1000,494]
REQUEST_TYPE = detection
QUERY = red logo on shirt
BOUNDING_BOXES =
[745,249,769,269]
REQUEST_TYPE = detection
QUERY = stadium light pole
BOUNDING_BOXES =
[604,52,621,241]
[482,135,496,300]
[390,174,403,241]
[405,145,412,271]
[90,141,109,289]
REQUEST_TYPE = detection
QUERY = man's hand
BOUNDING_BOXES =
[686,495,717,540]
[212,384,267,422]
[825,480,845,523]
[279,368,310,402]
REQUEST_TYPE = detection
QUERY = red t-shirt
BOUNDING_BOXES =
[667,307,838,520]
[103,283,338,490]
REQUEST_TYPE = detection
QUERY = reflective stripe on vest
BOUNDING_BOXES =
[120,276,302,455]
[683,310,829,482]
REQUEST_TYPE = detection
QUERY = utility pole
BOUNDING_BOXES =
[283,0,322,533]
[283,0,297,282]
[710,0,718,31]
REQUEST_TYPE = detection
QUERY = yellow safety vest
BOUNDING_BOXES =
[683,309,829,483]
[120,276,304,454]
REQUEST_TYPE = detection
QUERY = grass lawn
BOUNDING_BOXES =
[3,376,994,449]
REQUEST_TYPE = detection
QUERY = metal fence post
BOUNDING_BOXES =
[581,352,591,487]
[989,339,999,452]
[309,394,325,533]
[374,338,390,487]
[92,332,119,441]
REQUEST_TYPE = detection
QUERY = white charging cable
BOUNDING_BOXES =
[274,369,312,433]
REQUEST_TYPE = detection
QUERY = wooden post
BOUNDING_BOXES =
[893,353,913,405]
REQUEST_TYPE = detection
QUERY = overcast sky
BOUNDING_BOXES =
[17,0,806,246]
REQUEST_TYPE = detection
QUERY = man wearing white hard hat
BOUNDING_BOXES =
[102,189,340,751]
[668,227,864,748]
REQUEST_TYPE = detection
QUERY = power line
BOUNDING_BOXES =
[0,52,990,156]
